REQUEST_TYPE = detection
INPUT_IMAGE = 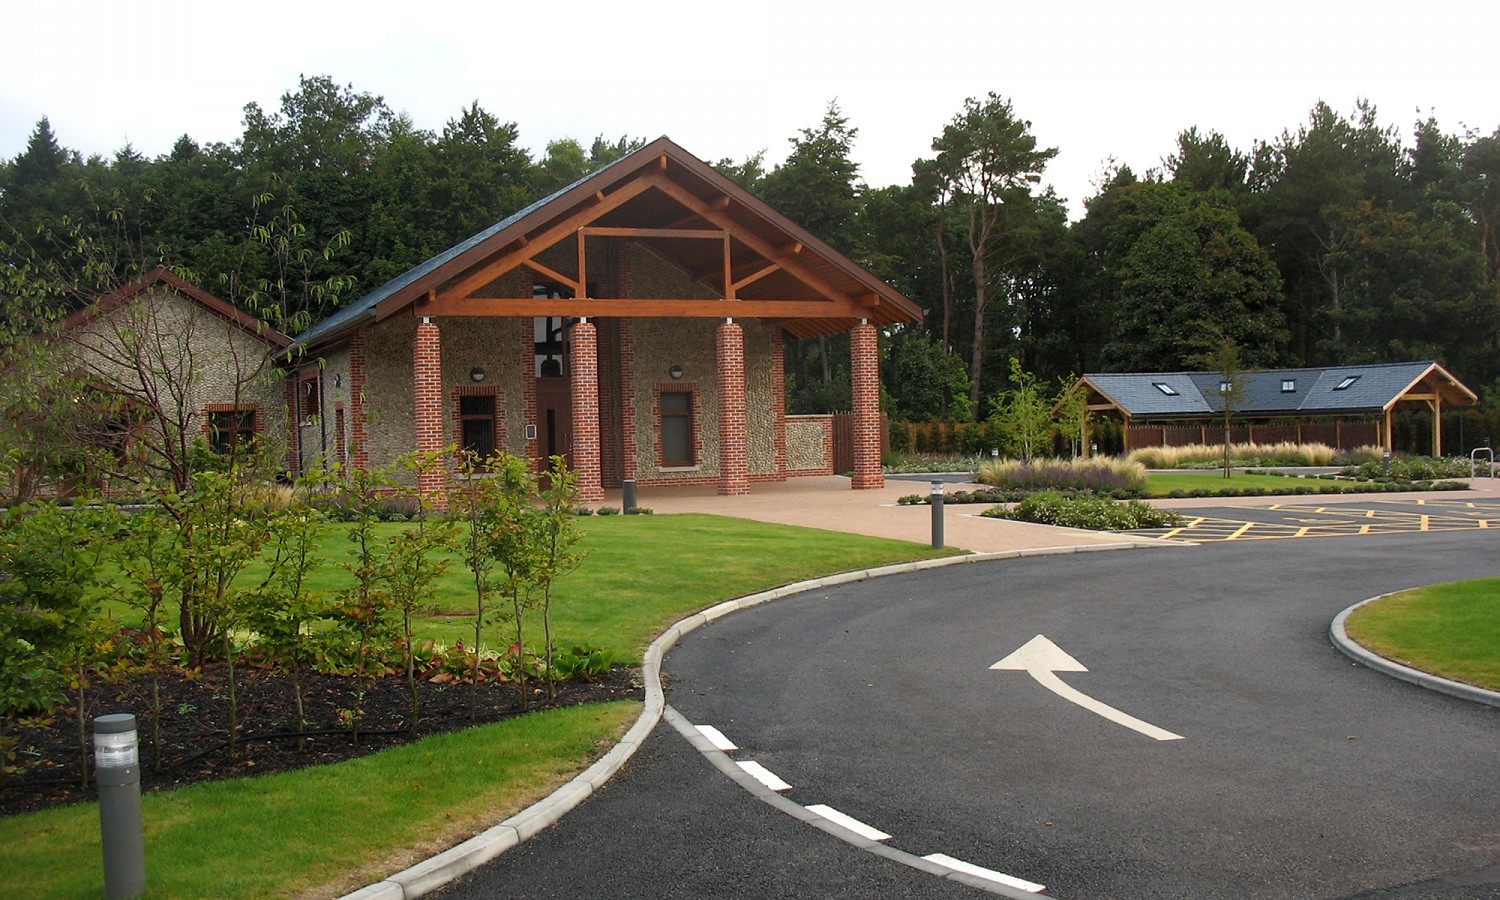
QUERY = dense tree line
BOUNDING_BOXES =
[5,77,1500,432]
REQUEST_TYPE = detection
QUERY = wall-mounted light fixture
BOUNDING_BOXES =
[668,364,685,380]
[333,373,342,388]
[470,367,486,383]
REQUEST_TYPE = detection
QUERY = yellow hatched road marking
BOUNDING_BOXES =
[1420,514,1430,530]
[1228,522,1255,540]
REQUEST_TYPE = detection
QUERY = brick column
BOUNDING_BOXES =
[570,319,604,502]
[348,330,369,473]
[850,320,883,490]
[717,319,750,495]
[413,318,446,503]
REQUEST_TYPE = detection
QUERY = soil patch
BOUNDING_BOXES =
[2,664,643,818]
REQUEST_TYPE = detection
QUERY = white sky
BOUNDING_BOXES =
[4,0,1497,221]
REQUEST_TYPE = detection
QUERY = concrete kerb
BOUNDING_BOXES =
[659,703,1039,898]
[1331,594,1500,708]
[341,540,1164,899]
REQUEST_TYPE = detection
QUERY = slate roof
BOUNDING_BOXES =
[1082,362,1475,419]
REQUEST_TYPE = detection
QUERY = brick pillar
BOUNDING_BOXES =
[413,318,446,503]
[348,330,369,472]
[571,319,604,502]
[717,319,750,495]
[850,320,883,490]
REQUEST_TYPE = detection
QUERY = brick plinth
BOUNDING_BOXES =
[571,320,604,502]
[850,321,884,490]
[413,319,447,504]
[717,320,750,495]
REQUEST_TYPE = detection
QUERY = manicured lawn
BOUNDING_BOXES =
[1144,471,1357,496]
[21,514,959,898]
[1344,579,1500,691]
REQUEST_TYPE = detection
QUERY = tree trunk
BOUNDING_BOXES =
[968,255,988,420]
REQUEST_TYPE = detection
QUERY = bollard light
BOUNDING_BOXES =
[622,478,638,512]
[930,480,945,550]
[95,713,146,900]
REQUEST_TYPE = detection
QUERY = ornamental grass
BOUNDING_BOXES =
[976,456,1147,493]
[1126,441,1356,469]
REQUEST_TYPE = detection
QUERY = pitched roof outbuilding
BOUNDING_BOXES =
[1079,362,1476,419]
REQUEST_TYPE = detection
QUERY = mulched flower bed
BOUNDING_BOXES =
[1,663,643,818]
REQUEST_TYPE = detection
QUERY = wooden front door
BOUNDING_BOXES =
[535,377,572,467]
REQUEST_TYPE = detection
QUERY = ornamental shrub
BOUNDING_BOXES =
[982,491,1184,530]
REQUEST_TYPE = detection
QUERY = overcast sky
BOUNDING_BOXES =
[5,0,1496,221]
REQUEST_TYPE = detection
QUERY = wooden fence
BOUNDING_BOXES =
[831,413,888,474]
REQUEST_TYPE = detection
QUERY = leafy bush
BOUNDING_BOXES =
[1340,455,1472,480]
[982,491,1184,530]
[551,644,616,682]
[882,453,986,475]
[977,456,1147,493]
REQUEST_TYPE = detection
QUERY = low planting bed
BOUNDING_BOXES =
[1,657,640,818]
[981,491,1185,530]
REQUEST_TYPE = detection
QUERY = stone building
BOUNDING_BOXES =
[284,137,923,502]
[55,268,291,490]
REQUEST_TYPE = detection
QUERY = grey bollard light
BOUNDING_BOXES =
[930,480,945,549]
[622,478,638,512]
[94,713,146,900]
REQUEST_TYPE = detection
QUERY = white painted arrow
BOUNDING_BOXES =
[991,635,1184,742]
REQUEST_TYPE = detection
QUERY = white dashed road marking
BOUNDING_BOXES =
[695,724,738,751]
[736,760,792,791]
[924,853,1046,893]
[805,804,892,842]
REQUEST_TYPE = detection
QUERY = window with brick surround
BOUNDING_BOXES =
[207,407,257,454]
[458,393,498,461]
[299,374,320,425]
[660,390,694,467]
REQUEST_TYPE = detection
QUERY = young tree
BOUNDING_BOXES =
[0,501,110,792]
[534,456,584,700]
[332,463,398,742]
[244,473,330,753]
[380,451,459,731]
[1191,337,1250,478]
[450,452,514,722]
[990,357,1054,460]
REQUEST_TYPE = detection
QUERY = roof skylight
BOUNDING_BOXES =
[1333,375,1361,391]
[1153,382,1179,396]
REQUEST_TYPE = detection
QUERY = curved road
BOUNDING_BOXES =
[437,528,1500,899]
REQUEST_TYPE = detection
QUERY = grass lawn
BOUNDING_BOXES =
[1144,471,1358,497]
[1344,579,1500,692]
[19,513,959,898]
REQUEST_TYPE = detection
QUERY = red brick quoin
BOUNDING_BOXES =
[717,319,750,495]
[413,318,447,503]
[570,319,604,502]
[850,320,884,490]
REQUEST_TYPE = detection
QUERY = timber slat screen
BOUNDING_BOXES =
[1127,422,1380,451]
